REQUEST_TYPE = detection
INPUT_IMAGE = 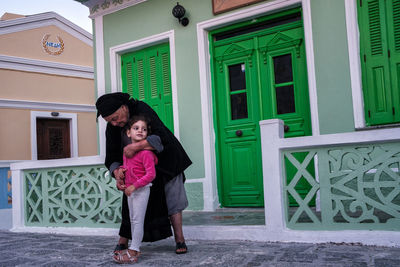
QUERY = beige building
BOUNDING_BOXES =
[0,11,97,162]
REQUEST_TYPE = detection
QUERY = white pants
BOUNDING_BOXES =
[127,185,151,252]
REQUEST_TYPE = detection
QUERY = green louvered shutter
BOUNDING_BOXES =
[121,43,174,132]
[387,0,400,121]
[358,0,400,125]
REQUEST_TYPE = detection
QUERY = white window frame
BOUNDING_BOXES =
[345,0,366,129]
[30,111,78,160]
[108,30,180,140]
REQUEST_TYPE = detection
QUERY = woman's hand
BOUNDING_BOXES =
[124,142,143,158]
[113,168,126,191]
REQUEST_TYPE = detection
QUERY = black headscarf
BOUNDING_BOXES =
[95,92,131,118]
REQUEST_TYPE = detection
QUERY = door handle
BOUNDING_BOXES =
[284,125,290,133]
[235,130,243,137]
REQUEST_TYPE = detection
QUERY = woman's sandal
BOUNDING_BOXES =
[175,242,188,254]
[113,249,140,264]
[113,244,127,256]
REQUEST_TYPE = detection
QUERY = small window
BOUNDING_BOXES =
[273,54,295,114]
[229,63,248,120]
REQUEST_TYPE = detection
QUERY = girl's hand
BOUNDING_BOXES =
[125,185,136,196]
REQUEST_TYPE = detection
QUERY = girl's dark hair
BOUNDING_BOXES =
[125,114,152,135]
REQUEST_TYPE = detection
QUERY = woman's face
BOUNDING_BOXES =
[103,105,129,127]
[126,120,148,142]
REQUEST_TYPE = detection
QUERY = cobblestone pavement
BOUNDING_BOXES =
[0,230,399,266]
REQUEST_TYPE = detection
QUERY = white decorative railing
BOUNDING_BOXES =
[260,119,400,245]
[11,156,122,229]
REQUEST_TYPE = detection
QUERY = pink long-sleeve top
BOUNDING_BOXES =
[123,150,158,189]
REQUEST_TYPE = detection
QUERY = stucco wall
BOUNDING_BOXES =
[310,0,354,134]
[0,108,97,160]
[101,0,215,181]
[96,0,358,210]
[99,0,355,174]
[0,25,93,66]
[0,69,94,104]
[0,109,31,160]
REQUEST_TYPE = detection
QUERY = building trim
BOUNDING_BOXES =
[196,0,319,211]
[345,0,365,129]
[30,111,78,160]
[0,55,94,79]
[94,16,107,157]
[0,99,95,112]
[0,12,92,46]
[108,30,180,140]
[87,0,147,19]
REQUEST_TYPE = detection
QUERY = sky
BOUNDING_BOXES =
[0,0,92,33]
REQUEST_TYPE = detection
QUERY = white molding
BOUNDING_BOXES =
[87,0,147,19]
[196,0,318,211]
[94,16,107,157]
[184,177,206,184]
[0,12,92,46]
[30,111,79,160]
[302,0,320,136]
[10,155,104,171]
[0,161,22,168]
[0,99,95,112]
[0,55,94,79]
[108,30,181,140]
[345,0,366,129]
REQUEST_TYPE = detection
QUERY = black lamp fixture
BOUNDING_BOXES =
[172,2,189,26]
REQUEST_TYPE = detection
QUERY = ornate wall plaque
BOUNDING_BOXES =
[212,0,265,15]
[42,34,65,55]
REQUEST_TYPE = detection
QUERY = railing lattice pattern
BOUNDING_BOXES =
[24,165,122,227]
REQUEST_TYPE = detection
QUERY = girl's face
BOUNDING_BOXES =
[127,120,148,142]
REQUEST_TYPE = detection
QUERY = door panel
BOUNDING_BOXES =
[37,119,70,160]
[214,43,264,206]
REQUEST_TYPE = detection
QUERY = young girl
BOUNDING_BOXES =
[113,115,158,264]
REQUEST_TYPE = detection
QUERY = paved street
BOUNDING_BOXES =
[0,230,399,266]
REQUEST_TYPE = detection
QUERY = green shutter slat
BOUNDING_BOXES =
[393,0,400,52]
[126,61,133,96]
[137,59,145,100]
[149,56,158,98]
[161,52,171,95]
[368,0,383,56]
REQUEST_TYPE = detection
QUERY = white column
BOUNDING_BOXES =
[259,119,285,231]
[10,167,24,229]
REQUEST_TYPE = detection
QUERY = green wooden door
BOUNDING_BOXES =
[211,9,312,207]
[214,39,264,206]
[121,43,174,132]
[358,0,400,125]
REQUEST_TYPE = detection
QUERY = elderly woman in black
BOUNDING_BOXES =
[96,92,192,258]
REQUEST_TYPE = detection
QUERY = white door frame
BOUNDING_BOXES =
[31,111,78,160]
[196,0,319,211]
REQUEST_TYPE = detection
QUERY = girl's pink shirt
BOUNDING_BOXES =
[123,150,158,189]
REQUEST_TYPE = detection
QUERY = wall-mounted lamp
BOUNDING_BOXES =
[172,2,189,26]
[51,112,59,117]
